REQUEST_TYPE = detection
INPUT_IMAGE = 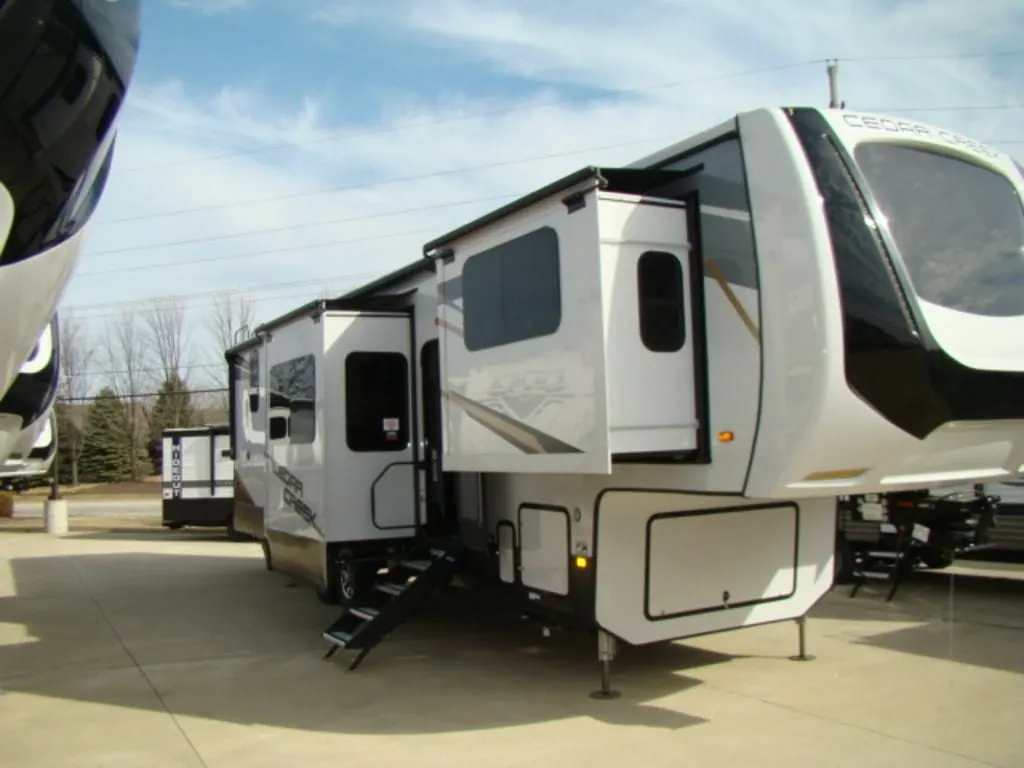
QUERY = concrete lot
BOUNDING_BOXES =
[0,519,1022,767]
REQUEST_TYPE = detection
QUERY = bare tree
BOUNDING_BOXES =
[206,291,255,356]
[145,295,190,387]
[56,309,95,485]
[203,292,255,411]
[104,307,149,480]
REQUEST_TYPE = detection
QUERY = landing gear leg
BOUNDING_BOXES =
[789,614,815,662]
[590,630,622,699]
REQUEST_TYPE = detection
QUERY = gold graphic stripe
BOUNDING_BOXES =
[703,258,760,343]
[445,389,582,454]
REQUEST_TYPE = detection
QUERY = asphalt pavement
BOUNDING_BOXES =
[12,496,160,518]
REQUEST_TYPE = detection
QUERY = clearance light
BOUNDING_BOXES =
[718,431,735,443]
[574,556,589,569]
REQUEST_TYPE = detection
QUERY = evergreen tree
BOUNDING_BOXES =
[147,374,196,473]
[78,388,133,482]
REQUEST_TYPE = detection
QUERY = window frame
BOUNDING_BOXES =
[637,250,687,353]
[344,350,410,453]
[461,225,562,352]
[268,353,316,445]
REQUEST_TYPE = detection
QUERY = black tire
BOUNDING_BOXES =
[322,558,374,607]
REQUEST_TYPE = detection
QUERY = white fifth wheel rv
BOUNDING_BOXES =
[226,105,1024,691]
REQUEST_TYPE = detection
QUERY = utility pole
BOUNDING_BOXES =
[826,58,845,109]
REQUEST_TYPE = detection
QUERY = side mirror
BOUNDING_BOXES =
[269,416,288,441]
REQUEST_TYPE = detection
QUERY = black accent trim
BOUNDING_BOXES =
[0,0,139,266]
[407,305,423,536]
[163,425,229,439]
[734,130,768,496]
[0,315,59,428]
[786,107,1024,438]
[161,480,232,490]
[161,498,233,528]
[562,191,587,213]
[369,461,418,531]
[641,502,799,622]
[422,165,703,257]
[516,503,572,598]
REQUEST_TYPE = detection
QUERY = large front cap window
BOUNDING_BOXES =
[854,143,1024,318]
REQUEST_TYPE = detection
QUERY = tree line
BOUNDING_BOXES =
[51,292,254,485]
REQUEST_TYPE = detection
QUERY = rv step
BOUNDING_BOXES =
[375,582,405,597]
[322,543,464,669]
[399,559,433,572]
[322,629,354,648]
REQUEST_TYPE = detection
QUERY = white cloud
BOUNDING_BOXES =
[166,0,251,15]
[62,0,1024,392]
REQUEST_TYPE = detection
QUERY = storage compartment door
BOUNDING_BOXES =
[646,505,798,618]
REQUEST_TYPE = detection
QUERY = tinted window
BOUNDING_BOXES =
[462,227,561,351]
[855,144,1024,317]
[269,354,315,444]
[637,251,686,351]
[346,352,409,452]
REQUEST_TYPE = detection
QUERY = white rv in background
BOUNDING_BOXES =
[160,425,239,537]
[226,105,1024,687]
[0,410,57,490]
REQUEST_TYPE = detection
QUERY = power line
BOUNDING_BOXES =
[85,193,517,259]
[58,387,228,403]
[840,50,1024,62]
[110,50,1024,177]
[95,130,692,227]
[865,104,1024,113]
[77,228,431,277]
[64,274,374,316]
[114,59,824,176]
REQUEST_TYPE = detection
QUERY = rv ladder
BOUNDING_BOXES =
[321,543,462,670]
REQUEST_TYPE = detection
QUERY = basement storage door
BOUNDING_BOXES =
[323,311,419,544]
[430,166,701,475]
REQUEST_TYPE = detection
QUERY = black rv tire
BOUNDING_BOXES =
[323,558,374,607]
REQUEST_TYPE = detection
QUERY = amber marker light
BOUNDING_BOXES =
[718,431,735,443]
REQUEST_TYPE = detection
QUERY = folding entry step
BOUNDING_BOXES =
[321,543,462,670]
[848,548,918,602]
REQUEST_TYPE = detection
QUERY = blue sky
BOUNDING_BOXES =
[62,0,1024,394]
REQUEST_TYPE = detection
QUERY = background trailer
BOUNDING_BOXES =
[161,425,238,535]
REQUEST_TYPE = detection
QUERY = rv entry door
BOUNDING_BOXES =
[325,310,419,544]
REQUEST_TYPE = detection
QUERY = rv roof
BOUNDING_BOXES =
[339,258,433,300]
[421,164,699,257]
[627,113,741,170]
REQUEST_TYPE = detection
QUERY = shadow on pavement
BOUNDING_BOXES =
[0,550,718,734]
